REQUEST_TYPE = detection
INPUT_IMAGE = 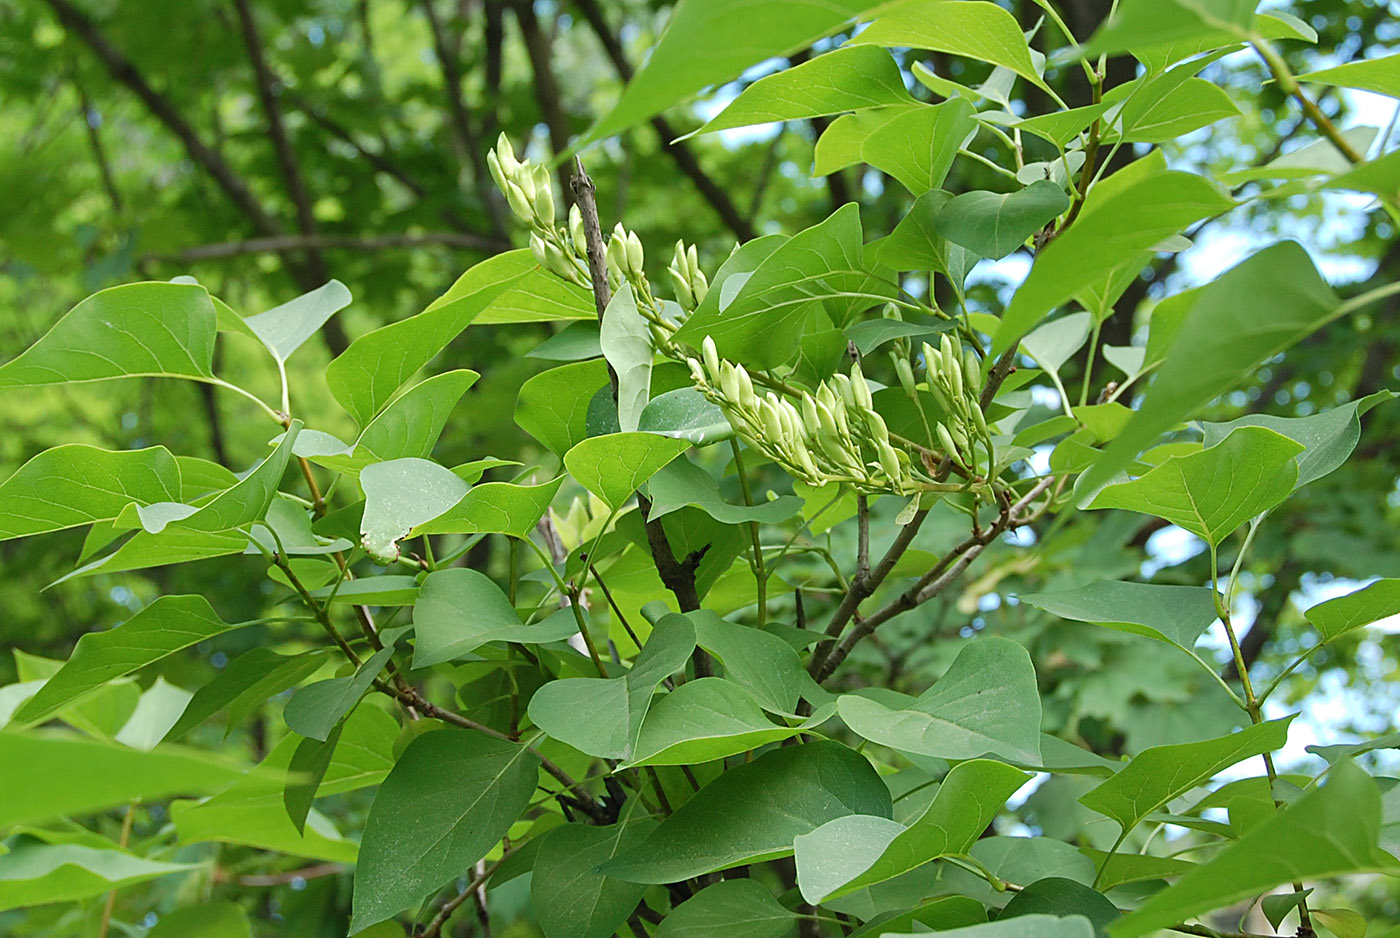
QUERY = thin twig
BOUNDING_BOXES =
[419,857,503,938]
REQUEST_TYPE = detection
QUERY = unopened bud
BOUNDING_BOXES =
[531,165,555,226]
[687,357,706,384]
[850,361,873,410]
[867,410,890,446]
[734,364,757,412]
[529,232,549,269]
[702,336,720,378]
[964,348,983,394]
[759,398,785,443]
[504,180,533,223]
[569,204,586,255]
[894,356,916,396]
[626,232,645,277]
[719,361,741,404]
[878,442,902,482]
[936,422,963,465]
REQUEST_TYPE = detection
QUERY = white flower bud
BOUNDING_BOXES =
[702,336,720,379]
[850,361,873,410]
[569,204,586,256]
[734,364,757,412]
[719,361,741,404]
[878,442,902,482]
[626,232,645,277]
[964,348,983,394]
[504,180,533,223]
[867,409,890,446]
[687,357,706,384]
[531,164,555,227]
[529,232,549,269]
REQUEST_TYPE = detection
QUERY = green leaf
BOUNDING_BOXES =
[527,614,695,759]
[325,251,531,426]
[1080,850,1196,891]
[1021,581,1220,654]
[1022,313,1093,376]
[244,280,352,363]
[626,677,803,767]
[1108,76,1240,145]
[1109,762,1400,938]
[172,709,390,862]
[309,370,480,476]
[284,724,343,835]
[881,916,1095,938]
[600,284,653,433]
[147,902,251,938]
[1088,427,1303,546]
[1304,579,1400,641]
[795,759,1030,902]
[638,387,735,445]
[655,879,798,938]
[837,637,1042,764]
[1313,908,1369,938]
[853,0,1051,93]
[933,181,1070,260]
[675,203,893,366]
[166,648,328,741]
[0,732,247,827]
[689,609,811,714]
[1201,391,1394,489]
[1080,0,1255,60]
[415,477,564,540]
[647,457,803,526]
[875,190,979,287]
[0,282,215,387]
[526,321,602,360]
[845,318,955,355]
[846,897,988,937]
[531,818,658,938]
[1079,717,1294,836]
[583,0,881,143]
[517,359,612,455]
[412,568,580,667]
[351,729,540,933]
[819,101,978,196]
[112,677,194,751]
[1000,878,1121,936]
[283,645,396,742]
[698,45,911,134]
[602,740,892,883]
[1083,241,1341,493]
[15,595,247,725]
[0,843,199,912]
[311,575,421,606]
[994,169,1232,352]
[146,902,252,938]
[0,444,181,541]
[1299,52,1400,98]
[358,457,469,563]
[564,432,691,509]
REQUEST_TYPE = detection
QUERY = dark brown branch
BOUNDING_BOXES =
[570,160,710,673]
[145,231,508,263]
[572,0,758,242]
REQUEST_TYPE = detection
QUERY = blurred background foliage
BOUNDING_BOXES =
[1,0,1398,931]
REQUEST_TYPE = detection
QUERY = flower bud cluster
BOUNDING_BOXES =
[668,241,709,312]
[605,223,647,295]
[921,334,991,473]
[487,134,589,288]
[688,337,912,493]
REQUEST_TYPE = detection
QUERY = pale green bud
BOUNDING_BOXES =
[947,351,964,400]
[626,231,645,276]
[964,349,983,394]
[530,164,555,226]
[867,409,890,446]
[791,433,820,478]
[970,402,990,439]
[494,132,519,175]
[504,180,533,223]
[814,397,839,440]
[670,266,695,309]
[719,361,741,403]
[691,267,709,305]
[832,396,851,438]
[529,232,549,269]
[702,335,720,379]
[849,361,872,411]
[831,373,854,407]
[881,302,902,321]
[569,204,586,255]
[486,149,509,196]
[878,441,902,482]
[936,422,963,465]
[816,382,838,413]
[759,398,786,443]
[800,393,821,435]
[894,355,916,397]
[687,357,706,384]
[734,363,757,412]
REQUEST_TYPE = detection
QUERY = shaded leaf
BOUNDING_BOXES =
[1109,762,1399,938]
[0,843,199,912]
[244,280,352,363]
[1088,427,1303,546]
[416,477,564,540]
[1080,717,1294,836]
[600,284,653,433]
[638,387,734,445]
[166,648,329,741]
[934,181,1070,259]
[655,878,798,938]
[412,568,580,667]
[532,818,658,938]
[0,282,215,387]
[1304,578,1400,641]
[351,730,540,933]
[837,637,1042,763]
[359,457,469,563]
[0,444,182,541]
[648,457,803,526]
[15,595,247,725]
[602,740,892,883]
[517,359,612,455]
[699,45,910,134]
[564,433,691,509]
[1021,581,1219,653]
